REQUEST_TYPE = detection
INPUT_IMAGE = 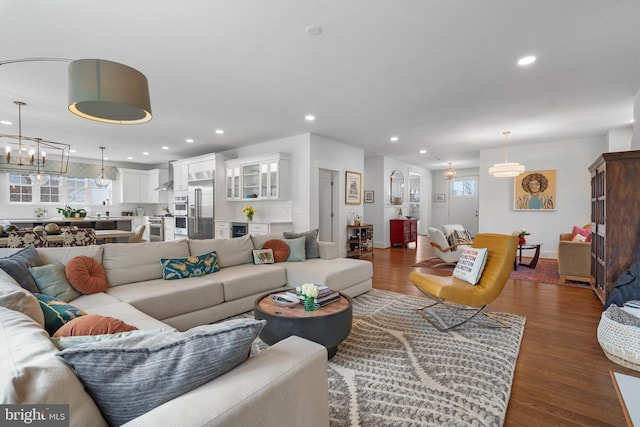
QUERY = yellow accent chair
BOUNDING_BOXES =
[409,233,518,331]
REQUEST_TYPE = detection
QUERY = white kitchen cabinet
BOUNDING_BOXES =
[119,168,168,204]
[119,168,150,204]
[172,161,189,192]
[163,217,175,241]
[215,221,231,239]
[248,223,269,236]
[224,153,290,201]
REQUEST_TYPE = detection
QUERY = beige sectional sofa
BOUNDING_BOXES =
[0,233,373,426]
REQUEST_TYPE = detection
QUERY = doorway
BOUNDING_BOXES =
[448,175,479,235]
[318,169,339,243]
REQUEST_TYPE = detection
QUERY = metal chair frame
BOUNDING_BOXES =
[415,291,510,331]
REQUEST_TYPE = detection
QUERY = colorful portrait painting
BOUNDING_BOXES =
[514,169,556,211]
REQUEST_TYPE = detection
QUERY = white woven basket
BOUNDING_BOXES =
[597,311,640,372]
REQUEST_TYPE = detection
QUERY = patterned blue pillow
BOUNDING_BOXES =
[161,251,220,280]
[35,293,86,336]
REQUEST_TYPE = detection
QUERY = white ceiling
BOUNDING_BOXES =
[1,1,639,171]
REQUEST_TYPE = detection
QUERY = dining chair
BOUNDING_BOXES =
[129,225,146,243]
[7,230,49,248]
[62,228,97,247]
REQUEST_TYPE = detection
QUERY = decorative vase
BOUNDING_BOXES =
[304,296,316,312]
[246,214,253,222]
[519,236,526,245]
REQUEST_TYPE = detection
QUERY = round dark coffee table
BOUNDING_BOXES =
[254,291,352,359]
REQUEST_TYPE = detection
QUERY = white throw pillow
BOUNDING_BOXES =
[453,247,488,285]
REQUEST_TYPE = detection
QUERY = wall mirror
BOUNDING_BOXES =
[390,170,404,204]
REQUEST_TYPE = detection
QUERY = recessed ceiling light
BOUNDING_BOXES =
[142,152,149,156]
[517,55,536,66]
[305,115,315,121]
[161,146,169,150]
[69,149,76,153]
[390,136,399,142]
[305,25,323,36]
[0,120,11,125]
[419,149,427,154]
[127,156,134,160]
[215,129,224,134]
[185,138,194,143]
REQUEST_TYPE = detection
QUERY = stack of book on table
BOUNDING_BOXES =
[287,285,341,308]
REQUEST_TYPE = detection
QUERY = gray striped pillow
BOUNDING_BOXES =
[57,318,265,426]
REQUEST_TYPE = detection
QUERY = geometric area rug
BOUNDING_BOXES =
[249,289,526,426]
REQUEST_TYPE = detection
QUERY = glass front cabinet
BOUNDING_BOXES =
[225,153,290,201]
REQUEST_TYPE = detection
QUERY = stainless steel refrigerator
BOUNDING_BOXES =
[188,170,214,240]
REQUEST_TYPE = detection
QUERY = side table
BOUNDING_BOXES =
[254,291,352,359]
[514,243,542,270]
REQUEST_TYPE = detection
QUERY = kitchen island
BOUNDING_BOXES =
[1,217,134,231]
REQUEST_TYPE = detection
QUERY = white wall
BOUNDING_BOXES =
[479,136,606,258]
[608,126,633,152]
[310,134,365,256]
[633,87,640,150]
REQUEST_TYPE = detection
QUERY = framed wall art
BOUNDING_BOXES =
[434,193,446,203]
[364,190,374,203]
[514,169,556,211]
[345,171,362,204]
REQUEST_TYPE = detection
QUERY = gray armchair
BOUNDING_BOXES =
[557,233,591,284]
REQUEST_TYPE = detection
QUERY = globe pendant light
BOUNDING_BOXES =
[488,131,525,177]
[444,162,456,180]
[95,147,110,188]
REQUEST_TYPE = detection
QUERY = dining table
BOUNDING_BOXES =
[0,229,136,247]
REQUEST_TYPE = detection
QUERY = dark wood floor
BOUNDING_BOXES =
[371,235,635,426]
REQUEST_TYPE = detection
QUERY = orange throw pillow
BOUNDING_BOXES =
[53,314,138,337]
[262,239,290,263]
[65,256,108,294]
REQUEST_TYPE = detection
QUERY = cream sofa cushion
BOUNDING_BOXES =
[188,235,253,267]
[250,232,284,250]
[0,269,45,327]
[37,245,103,265]
[283,258,373,291]
[105,277,225,320]
[213,264,287,301]
[0,306,107,427]
[103,240,190,286]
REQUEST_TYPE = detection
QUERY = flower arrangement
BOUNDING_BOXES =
[512,228,530,244]
[299,283,319,312]
[242,205,257,221]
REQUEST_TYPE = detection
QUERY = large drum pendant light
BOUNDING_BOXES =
[68,59,152,124]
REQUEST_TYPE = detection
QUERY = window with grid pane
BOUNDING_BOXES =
[39,176,62,203]
[66,177,87,204]
[8,173,33,202]
[452,179,476,197]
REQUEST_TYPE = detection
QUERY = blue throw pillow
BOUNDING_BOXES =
[161,251,220,280]
[0,246,43,293]
[57,319,265,426]
[283,236,306,262]
[30,261,81,302]
[36,293,86,336]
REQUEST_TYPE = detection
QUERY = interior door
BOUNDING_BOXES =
[448,175,479,235]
